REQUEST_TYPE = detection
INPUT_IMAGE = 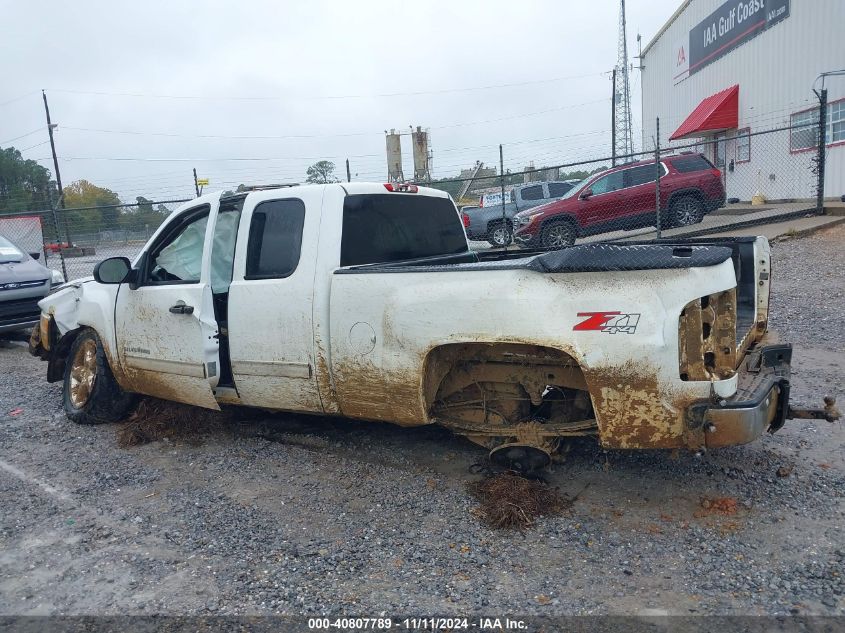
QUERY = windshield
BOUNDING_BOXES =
[0,236,25,263]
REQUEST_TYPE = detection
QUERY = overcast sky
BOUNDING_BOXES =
[1,0,672,203]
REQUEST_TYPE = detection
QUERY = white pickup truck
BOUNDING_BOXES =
[30,182,837,471]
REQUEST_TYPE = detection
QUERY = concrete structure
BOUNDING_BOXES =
[640,0,845,201]
[411,126,431,182]
[385,130,404,183]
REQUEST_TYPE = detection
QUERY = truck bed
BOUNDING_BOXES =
[335,242,734,275]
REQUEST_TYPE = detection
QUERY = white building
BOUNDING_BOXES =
[640,0,844,202]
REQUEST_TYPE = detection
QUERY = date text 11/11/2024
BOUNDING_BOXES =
[307,617,528,630]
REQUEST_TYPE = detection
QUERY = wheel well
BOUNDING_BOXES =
[486,218,512,231]
[539,214,579,235]
[668,189,704,209]
[422,343,594,443]
[47,326,87,383]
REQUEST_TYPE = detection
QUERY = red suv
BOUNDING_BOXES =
[513,153,725,249]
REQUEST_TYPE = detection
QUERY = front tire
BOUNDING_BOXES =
[541,220,576,249]
[63,329,135,425]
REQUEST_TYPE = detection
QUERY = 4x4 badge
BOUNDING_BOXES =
[574,311,640,334]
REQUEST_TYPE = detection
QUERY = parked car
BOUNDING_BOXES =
[0,234,64,335]
[45,241,75,253]
[513,154,726,249]
[464,180,577,246]
[29,182,835,472]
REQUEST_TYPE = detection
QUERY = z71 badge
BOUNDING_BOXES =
[573,311,640,334]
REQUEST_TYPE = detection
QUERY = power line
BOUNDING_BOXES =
[0,127,45,145]
[46,72,606,102]
[0,91,40,108]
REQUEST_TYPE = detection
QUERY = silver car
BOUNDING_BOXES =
[0,234,64,335]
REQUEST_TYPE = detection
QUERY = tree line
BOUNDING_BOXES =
[0,145,171,236]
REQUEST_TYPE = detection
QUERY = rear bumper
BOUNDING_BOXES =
[690,344,793,448]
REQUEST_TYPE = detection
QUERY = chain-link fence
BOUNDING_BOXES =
[0,198,189,281]
[444,118,829,253]
[0,94,834,281]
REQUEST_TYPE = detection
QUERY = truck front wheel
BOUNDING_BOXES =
[63,329,135,425]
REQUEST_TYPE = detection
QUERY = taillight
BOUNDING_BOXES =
[384,183,418,193]
[462,212,470,228]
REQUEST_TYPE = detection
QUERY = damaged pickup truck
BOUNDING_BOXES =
[30,182,838,471]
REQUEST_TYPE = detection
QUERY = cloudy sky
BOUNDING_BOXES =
[1,0,672,203]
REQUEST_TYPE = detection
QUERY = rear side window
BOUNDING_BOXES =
[341,194,467,266]
[671,155,714,173]
[520,185,544,201]
[245,199,306,279]
[625,165,659,187]
[547,182,572,197]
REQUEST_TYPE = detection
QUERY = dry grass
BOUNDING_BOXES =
[116,398,229,448]
[468,471,572,530]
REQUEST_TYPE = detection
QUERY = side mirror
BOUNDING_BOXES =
[29,252,41,260]
[93,256,132,284]
[579,188,593,200]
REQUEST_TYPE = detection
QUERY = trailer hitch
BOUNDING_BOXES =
[788,397,841,423]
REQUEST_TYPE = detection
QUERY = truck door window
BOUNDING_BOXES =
[341,194,467,266]
[147,206,210,284]
[210,209,242,293]
[520,185,544,201]
[245,199,306,279]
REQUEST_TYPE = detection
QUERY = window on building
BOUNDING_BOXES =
[736,128,751,163]
[829,100,845,144]
[246,199,306,279]
[791,108,820,151]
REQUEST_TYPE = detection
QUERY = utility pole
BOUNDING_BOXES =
[611,68,617,166]
[193,168,200,197]
[499,144,508,248]
[346,158,351,183]
[42,90,72,245]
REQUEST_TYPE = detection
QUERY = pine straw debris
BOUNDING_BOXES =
[116,398,230,448]
[468,470,574,530]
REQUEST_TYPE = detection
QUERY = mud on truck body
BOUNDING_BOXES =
[29,183,838,472]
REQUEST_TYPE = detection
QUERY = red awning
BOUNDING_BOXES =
[670,85,739,141]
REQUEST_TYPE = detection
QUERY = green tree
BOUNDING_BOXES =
[0,146,53,213]
[63,179,122,234]
[305,160,339,184]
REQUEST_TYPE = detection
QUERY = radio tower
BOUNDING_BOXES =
[613,0,634,161]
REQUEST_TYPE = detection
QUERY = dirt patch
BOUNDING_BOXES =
[468,471,573,530]
[697,496,739,515]
[116,398,230,448]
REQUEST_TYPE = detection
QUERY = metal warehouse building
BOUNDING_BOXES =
[640,0,844,202]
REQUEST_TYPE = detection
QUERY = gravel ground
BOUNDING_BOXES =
[0,226,842,618]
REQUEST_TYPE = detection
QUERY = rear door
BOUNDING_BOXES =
[620,164,664,226]
[226,188,323,411]
[115,202,222,409]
